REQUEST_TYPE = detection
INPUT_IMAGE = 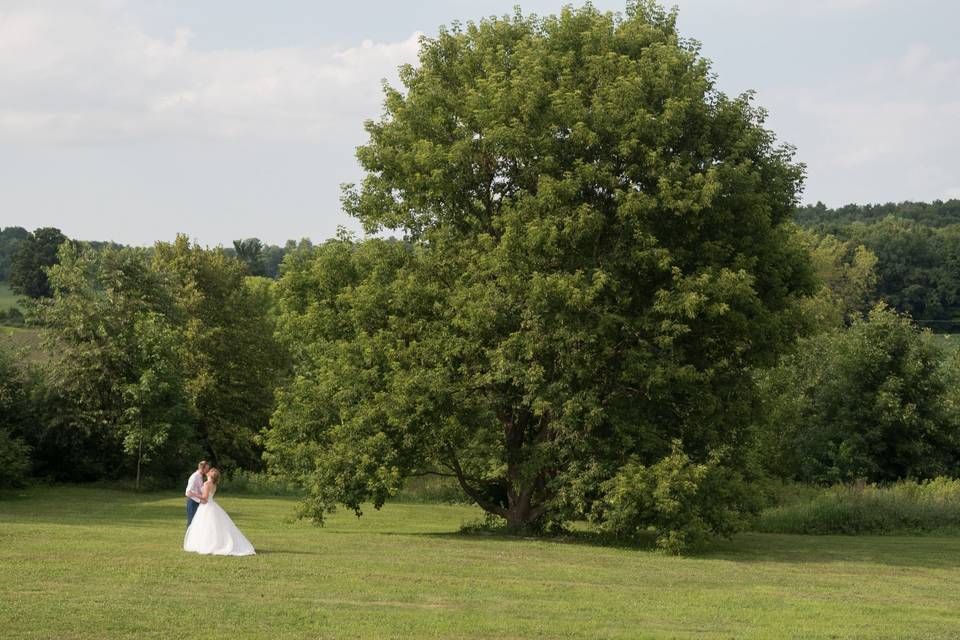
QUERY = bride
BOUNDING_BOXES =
[183,468,256,556]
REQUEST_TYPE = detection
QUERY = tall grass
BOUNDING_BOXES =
[392,474,470,504]
[219,469,304,496]
[756,478,960,535]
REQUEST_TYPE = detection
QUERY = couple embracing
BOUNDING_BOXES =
[183,460,255,556]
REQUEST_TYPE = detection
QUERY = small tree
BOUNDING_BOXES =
[119,313,189,489]
[758,304,959,483]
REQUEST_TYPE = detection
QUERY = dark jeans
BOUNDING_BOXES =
[186,498,200,527]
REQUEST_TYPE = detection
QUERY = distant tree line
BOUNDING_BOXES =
[795,200,960,331]
[0,226,314,302]
[796,200,960,228]
[225,238,314,279]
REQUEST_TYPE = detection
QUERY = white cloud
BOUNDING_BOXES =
[675,0,881,18]
[758,43,960,203]
[0,3,421,144]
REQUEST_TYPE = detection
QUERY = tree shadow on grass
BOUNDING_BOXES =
[0,487,277,529]
[251,548,324,556]
[398,528,960,570]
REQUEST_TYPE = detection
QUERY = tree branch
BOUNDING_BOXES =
[446,448,507,518]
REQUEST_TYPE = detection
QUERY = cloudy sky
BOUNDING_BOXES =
[1,0,958,246]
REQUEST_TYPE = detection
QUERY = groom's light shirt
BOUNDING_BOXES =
[186,471,204,504]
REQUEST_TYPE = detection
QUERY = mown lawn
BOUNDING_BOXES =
[1,486,959,639]
[0,281,20,311]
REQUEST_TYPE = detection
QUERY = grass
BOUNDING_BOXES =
[2,487,960,638]
[0,281,19,312]
[757,478,960,535]
[926,332,959,355]
[0,326,46,364]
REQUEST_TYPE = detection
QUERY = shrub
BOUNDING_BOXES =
[757,304,959,484]
[755,478,960,535]
[0,428,31,488]
[593,441,761,554]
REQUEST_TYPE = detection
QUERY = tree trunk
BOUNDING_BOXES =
[501,410,550,534]
[504,491,534,534]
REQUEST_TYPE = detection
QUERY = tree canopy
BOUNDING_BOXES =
[268,2,813,542]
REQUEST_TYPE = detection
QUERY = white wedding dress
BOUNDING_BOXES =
[183,486,256,556]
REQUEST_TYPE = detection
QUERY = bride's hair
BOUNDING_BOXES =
[207,468,221,484]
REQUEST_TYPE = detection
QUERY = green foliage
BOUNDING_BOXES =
[0,307,25,326]
[0,226,30,281]
[233,238,267,276]
[0,344,32,487]
[0,428,31,488]
[226,237,313,279]
[36,242,194,482]
[796,199,960,228]
[793,227,877,329]
[796,206,960,331]
[117,313,191,488]
[593,441,760,553]
[756,478,960,535]
[758,304,959,484]
[153,236,289,471]
[272,3,812,535]
[844,217,958,328]
[9,227,67,298]
[32,236,286,483]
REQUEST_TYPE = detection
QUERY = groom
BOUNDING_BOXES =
[185,460,209,527]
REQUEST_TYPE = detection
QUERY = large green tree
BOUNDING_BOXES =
[153,236,288,470]
[38,243,194,483]
[269,3,813,535]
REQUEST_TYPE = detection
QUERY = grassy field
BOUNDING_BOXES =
[0,281,20,312]
[927,332,958,355]
[2,487,959,639]
[0,326,46,364]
